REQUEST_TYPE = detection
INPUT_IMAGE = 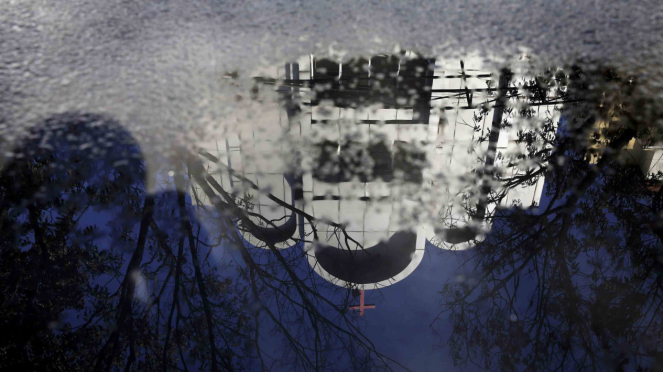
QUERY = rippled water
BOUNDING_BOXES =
[2,9,663,370]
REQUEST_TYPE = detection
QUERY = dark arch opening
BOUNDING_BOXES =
[248,174,300,246]
[314,231,417,285]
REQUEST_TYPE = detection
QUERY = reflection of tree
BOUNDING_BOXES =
[435,65,663,371]
[0,113,406,372]
[4,60,662,372]
[0,114,145,370]
[187,156,408,371]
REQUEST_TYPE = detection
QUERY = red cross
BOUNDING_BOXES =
[348,290,375,317]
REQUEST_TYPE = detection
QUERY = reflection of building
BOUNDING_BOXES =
[194,54,558,290]
[633,143,663,177]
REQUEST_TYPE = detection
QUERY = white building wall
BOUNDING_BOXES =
[192,55,560,289]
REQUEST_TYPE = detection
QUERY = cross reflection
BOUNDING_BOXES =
[348,290,375,317]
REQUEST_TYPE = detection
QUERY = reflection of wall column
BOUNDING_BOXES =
[475,69,511,222]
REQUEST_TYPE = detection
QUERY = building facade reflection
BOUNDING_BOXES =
[194,53,561,291]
